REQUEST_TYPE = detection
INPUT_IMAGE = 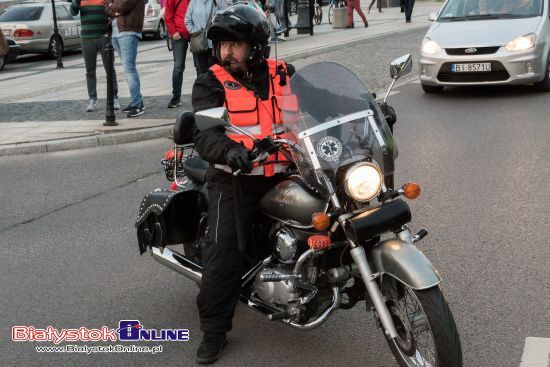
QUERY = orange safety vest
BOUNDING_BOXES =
[210,59,290,177]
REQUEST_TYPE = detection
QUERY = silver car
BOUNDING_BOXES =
[419,0,550,93]
[0,1,81,59]
[142,0,165,39]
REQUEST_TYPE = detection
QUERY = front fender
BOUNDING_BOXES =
[370,239,441,290]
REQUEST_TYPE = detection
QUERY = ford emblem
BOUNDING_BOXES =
[465,48,477,54]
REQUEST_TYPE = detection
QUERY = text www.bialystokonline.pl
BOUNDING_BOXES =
[35,344,163,354]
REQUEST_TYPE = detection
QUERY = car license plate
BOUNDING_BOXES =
[451,63,491,72]
[2,29,10,36]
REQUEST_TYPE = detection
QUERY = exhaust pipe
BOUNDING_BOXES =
[151,247,203,285]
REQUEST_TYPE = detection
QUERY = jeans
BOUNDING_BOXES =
[193,49,212,76]
[405,0,415,20]
[81,37,118,100]
[112,35,142,107]
[172,38,189,100]
[274,0,287,29]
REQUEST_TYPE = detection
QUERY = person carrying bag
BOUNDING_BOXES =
[186,0,228,75]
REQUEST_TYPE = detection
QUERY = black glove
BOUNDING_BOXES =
[225,146,253,174]
[377,102,397,132]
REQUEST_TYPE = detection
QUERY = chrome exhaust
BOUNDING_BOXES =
[151,247,203,285]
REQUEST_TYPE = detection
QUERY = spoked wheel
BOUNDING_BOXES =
[314,3,323,25]
[328,4,333,24]
[381,278,462,367]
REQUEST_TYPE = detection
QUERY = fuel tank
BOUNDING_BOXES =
[260,179,327,226]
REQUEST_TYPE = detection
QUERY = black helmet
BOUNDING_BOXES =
[207,4,271,65]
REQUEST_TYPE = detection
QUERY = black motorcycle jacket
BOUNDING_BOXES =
[192,60,295,165]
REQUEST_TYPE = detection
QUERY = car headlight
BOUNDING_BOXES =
[421,38,441,54]
[344,162,383,202]
[505,33,536,51]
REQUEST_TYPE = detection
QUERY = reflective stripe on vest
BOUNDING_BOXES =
[210,59,290,177]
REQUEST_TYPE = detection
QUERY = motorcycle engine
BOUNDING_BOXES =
[252,227,301,305]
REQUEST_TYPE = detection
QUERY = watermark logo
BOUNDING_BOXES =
[117,320,189,342]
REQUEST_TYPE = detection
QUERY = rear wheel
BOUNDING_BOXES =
[328,4,333,24]
[154,20,166,40]
[381,279,462,367]
[48,35,63,59]
[314,3,323,24]
[0,55,5,71]
[421,83,444,94]
[533,52,550,92]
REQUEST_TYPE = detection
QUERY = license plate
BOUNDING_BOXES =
[2,29,10,36]
[451,63,491,72]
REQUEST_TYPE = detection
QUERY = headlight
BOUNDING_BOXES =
[344,162,383,202]
[421,38,441,54]
[505,34,536,51]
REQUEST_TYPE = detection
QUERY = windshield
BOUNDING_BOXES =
[439,0,543,20]
[281,62,397,197]
[0,6,44,22]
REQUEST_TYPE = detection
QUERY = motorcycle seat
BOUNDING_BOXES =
[183,156,209,184]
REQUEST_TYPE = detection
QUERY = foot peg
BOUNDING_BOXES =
[412,229,428,243]
[267,311,291,321]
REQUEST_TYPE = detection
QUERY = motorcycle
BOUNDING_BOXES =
[136,54,462,366]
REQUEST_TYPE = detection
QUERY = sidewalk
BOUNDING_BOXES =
[0,1,442,156]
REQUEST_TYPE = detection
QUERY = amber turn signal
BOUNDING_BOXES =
[311,212,330,231]
[308,235,331,250]
[403,182,421,199]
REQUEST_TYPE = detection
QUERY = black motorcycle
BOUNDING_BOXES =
[136,55,462,366]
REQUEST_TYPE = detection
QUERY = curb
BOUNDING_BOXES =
[0,125,172,157]
[0,24,430,157]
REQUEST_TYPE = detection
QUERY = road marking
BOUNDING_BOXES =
[520,337,550,367]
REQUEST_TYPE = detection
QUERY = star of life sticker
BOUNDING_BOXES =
[316,136,343,162]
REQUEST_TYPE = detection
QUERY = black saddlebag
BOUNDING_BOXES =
[135,184,206,254]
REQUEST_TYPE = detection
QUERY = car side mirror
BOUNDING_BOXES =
[195,107,230,131]
[428,12,437,21]
[390,54,413,80]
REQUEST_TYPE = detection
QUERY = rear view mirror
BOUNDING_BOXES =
[195,107,230,131]
[428,12,437,21]
[390,54,413,80]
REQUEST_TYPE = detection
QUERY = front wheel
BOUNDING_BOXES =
[0,55,5,71]
[533,52,550,92]
[314,4,323,24]
[381,279,462,367]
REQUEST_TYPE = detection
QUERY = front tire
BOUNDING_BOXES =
[154,20,166,40]
[533,52,550,92]
[48,35,63,59]
[381,279,462,367]
[421,83,444,94]
[0,55,5,71]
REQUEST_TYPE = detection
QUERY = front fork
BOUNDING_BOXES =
[349,245,398,339]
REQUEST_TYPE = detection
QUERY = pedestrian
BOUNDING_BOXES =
[400,0,405,12]
[70,0,120,112]
[164,0,191,108]
[368,0,382,13]
[347,0,368,28]
[191,4,295,364]
[405,0,415,22]
[104,0,145,117]
[185,0,227,76]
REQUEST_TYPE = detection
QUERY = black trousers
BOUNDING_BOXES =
[197,168,284,333]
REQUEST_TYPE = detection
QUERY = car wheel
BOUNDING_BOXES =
[421,83,444,94]
[533,53,550,92]
[48,35,63,59]
[154,20,166,40]
[0,55,5,71]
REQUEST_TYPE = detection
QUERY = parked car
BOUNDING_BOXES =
[143,0,165,40]
[0,1,81,59]
[0,34,21,71]
[419,0,550,93]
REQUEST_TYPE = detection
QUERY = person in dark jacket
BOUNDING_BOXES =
[191,4,295,364]
[104,0,145,117]
[165,0,191,108]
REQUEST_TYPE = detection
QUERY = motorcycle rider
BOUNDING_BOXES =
[191,4,295,364]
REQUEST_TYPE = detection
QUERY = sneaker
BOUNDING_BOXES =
[167,97,181,108]
[196,332,227,365]
[113,98,121,111]
[122,101,144,113]
[127,105,144,118]
[86,98,97,112]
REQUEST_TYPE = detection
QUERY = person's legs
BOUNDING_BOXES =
[405,0,415,21]
[81,38,98,100]
[171,38,188,101]
[116,35,142,107]
[193,50,212,76]
[354,0,367,22]
[347,0,355,27]
[98,36,119,99]
[274,0,287,29]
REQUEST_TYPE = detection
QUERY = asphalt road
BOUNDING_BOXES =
[1,30,549,366]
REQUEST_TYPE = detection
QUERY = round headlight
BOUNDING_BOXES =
[344,162,383,202]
